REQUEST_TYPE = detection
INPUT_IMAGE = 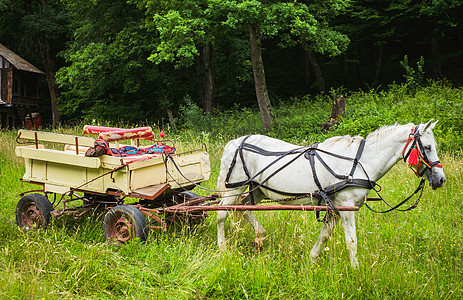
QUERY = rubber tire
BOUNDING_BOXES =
[103,205,148,244]
[16,193,54,230]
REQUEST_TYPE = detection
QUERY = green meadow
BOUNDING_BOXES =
[0,84,462,299]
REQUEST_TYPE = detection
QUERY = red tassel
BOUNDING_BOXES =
[408,148,418,166]
[159,130,165,138]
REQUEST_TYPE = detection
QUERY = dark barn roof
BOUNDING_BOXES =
[0,43,44,74]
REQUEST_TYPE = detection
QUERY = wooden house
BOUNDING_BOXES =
[0,43,44,128]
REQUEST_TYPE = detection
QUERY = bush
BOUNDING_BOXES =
[177,81,463,151]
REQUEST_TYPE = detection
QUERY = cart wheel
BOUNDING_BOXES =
[176,191,199,203]
[167,191,206,225]
[103,205,148,244]
[16,193,54,230]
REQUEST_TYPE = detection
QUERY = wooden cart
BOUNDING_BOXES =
[15,126,212,244]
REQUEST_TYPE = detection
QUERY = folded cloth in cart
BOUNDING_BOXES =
[106,143,175,157]
[144,143,175,154]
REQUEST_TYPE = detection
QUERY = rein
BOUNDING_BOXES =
[364,178,426,213]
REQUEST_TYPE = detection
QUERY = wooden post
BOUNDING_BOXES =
[321,96,346,132]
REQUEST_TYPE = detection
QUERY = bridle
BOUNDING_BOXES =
[402,125,443,177]
[364,124,444,214]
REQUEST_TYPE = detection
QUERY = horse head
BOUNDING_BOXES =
[404,120,446,190]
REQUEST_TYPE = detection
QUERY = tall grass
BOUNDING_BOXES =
[0,123,462,299]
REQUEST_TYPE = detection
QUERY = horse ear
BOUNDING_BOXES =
[422,119,434,132]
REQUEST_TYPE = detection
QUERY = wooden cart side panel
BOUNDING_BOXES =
[16,147,101,168]
[30,158,46,179]
[20,157,131,195]
[130,163,167,191]
[166,152,211,189]
[17,130,95,147]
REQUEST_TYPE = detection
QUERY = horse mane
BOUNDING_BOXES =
[322,123,413,148]
[366,123,413,142]
[322,134,363,148]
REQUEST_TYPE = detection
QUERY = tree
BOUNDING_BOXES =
[138,0,350,130]
[56,0,199,124]
[138,0,218,113]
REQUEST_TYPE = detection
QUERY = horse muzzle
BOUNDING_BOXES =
[430,170,446,190]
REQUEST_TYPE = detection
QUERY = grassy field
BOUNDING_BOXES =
[0,127,462,299]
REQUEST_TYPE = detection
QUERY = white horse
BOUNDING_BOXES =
[216,120,446,268]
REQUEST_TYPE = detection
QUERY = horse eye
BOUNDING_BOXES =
[424,145,432,151]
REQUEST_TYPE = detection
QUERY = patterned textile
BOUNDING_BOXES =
[106,143,175,157]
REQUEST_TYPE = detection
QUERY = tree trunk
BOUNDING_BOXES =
[353,42,361,89]
[304,48,311,92]
[304,46,326,93]
[203,43,214,113]
[374,45,384,86]
[39,37,60,127]
[167,107,176,130]
[431,29,443,78]
[249,25,274,131]
[321,95,346,132]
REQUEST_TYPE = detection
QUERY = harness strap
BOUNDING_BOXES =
[306,143,337,218]
[403,125,443,177]
[242,143,307,156]
[403,125,418,161]
[312,150,349,180]
[225,141,308,189]
[350,139,366,177]
[225,136,371,221]
[225,135,252,186]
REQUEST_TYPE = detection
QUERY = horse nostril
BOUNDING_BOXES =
[440,177,446,185]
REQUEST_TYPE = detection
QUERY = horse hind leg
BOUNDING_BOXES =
[310,211,339,264]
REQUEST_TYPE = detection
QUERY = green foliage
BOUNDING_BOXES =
[400,55,426,90]
[178,95,266,137]
[179,82,463,151]
[335,82,463,151]
[56,0,200,123]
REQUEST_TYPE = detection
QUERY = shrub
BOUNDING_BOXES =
[177,81,462,151]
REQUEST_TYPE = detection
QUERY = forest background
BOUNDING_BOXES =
[1,0,463,132]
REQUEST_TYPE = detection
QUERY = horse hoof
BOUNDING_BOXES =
[218,242,227,252]
[254,237,266,252]
[309,256,318,264]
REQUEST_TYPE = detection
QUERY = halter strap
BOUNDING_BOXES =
[403,125,443,177]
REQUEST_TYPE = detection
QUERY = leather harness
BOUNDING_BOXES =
[224,135,374,219]
[224,125,443,218]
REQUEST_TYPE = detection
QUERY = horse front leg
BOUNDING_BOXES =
[241,189,267,251]
[339,211,359,269]
[217,187,246,251]
[310,211,339,264]
[242,211,267,251]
